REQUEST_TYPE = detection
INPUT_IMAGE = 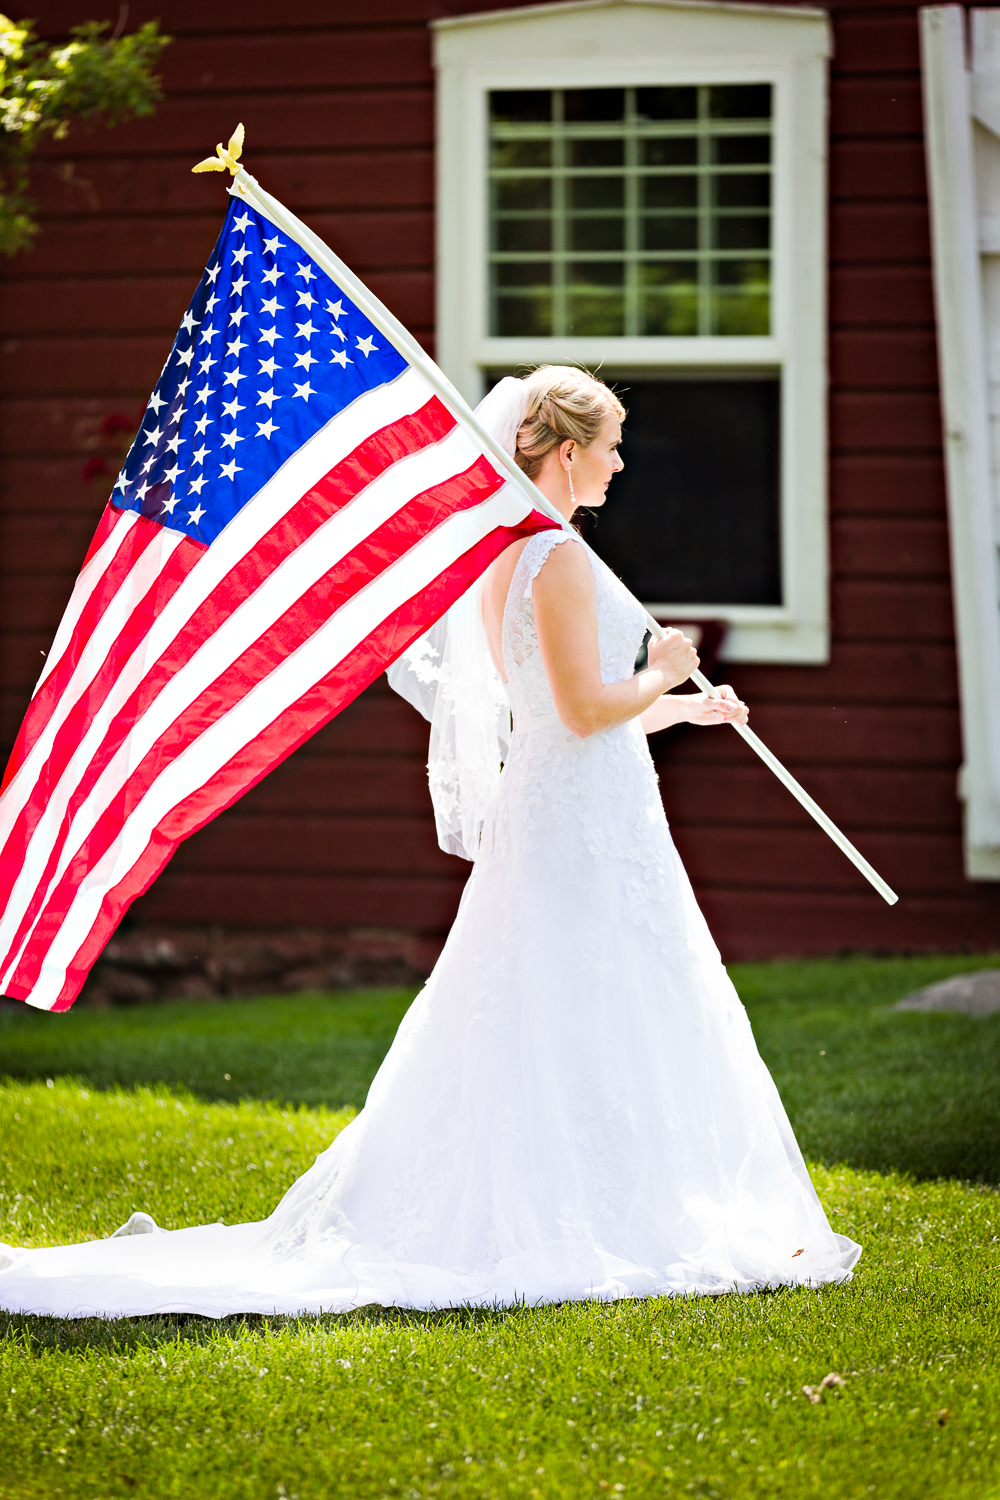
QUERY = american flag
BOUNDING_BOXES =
[0,192,555,1012]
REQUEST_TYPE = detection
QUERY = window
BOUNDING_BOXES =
[434,0,831,662]
[489,84,772,339]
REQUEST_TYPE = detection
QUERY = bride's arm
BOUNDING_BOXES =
[534,541,743,737]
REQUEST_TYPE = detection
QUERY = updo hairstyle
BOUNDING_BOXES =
[514,365,625,481]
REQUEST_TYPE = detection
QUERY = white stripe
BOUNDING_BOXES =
[32,510,139,693]
[0,422,491,978]
[0,369,433,871]
[0,528,187,839]
[25,481,536,1006]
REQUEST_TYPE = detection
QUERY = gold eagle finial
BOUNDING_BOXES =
[192,123,245,176]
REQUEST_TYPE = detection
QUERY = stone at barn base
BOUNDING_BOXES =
[78,924,440,1006]
[894,968,1000,1017]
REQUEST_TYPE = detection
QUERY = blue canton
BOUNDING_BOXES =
[112,198,409,547]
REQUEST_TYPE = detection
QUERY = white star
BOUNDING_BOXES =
[141,454,156,474]
[180,310,197,333]
[163,462,184,483]
[223,369,247,388]
[166,432,185,453]
[219,459,242,481]
[259,326,282,346]
[229,308,249,327]
[332,325,347,342]
[192,444,209,464]
[142,425,162,446]
[233,212,253,232]
[326,300,345,320]
[114,471,128,494]
[194,415,212,435]
[206,263,220,284]
[222,396,245,419]
[176,346,195,367]
[257,388,280,408]
[205,294,220,314]
[221,429,244,449]
[195,384,215,405]
[134,480,150,502]
[168,405,186,427]
[188,503,207,525]
[256,417,279,440]
[295,262,316,283]
[331,350,352,368]
[230,276,248,298]
[188,473,208,495]
[262,266,284,287]
[226,336,247,358]
[231,245,251,265]
[263,234,284,254]
[198,354,217,374]
[294,351,317,370]
[258,356,279,377]
[295,320,316,340]
[296,290,316,309]
[161,493,181,515]
[261,296,284,317]
[199,326,219,344]
[293,381,315,402]
[355,335,378,357]
[148,391,166,414]
[177,377,191,394]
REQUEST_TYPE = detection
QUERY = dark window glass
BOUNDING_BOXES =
[570,139,625,168]
[708,84,772,120]
[712,135,771,165]
[636,86,698,120]
[490,90,552,122]
[581,380,781,605]
[641,137,698,167]
[564,88,625,121]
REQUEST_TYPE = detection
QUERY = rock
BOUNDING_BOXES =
[895,968,1000,1017]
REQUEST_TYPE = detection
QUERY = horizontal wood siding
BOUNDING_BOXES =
[1,0,995,966]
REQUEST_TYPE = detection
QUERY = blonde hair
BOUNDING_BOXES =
[514,365,625,481]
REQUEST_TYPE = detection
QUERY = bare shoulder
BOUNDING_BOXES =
[531,533,593,601]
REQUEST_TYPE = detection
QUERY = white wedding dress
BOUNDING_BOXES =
[0,531,860,1317]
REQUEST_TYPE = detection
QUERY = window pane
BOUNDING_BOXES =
[708,84,772,119]
[711,261,770,336]
[495,177,552,213]
[487,84,772,336]
[581,380,781,604]
[490,90,552,122]
[495,295,553,336]
[641,175,698,210]
[641,216,698,251]
[641,137,698,167]
[570,139,624,168]
[564,88,625,121]
[494,262,552,288]
[635,86,698,120]
[495,218,552,253]
[570,217,625,252]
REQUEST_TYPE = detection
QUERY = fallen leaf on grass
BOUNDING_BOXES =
[792,1248,805,1258]
[802,1372,846,1404]
[933,1408,951,1427]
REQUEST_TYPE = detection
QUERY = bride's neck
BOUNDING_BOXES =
[531,467,576,522]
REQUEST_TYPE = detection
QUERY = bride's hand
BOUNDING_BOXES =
[681,684,749,727]
[647,628,699,689]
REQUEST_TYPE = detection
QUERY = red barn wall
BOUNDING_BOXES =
[2,0,997,980]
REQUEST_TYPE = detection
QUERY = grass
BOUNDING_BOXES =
[1,953,999,1499]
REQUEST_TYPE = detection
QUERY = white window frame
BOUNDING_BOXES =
[432,0,831,662]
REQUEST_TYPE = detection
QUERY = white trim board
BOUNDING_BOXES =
[921,5,1000,880]
[433,0,831,663]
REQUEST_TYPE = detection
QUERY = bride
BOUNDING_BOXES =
[0,366,860,1318]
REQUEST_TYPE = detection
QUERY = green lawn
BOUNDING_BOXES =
[1,953,999,1500]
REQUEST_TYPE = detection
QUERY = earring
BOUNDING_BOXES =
[567,463,576,507]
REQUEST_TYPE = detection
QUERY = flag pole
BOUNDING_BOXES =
[225,167,898,909]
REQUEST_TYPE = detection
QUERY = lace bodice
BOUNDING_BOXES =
[501,531,647,725]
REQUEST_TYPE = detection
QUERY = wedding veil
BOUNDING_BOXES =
[386,377,543,861]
